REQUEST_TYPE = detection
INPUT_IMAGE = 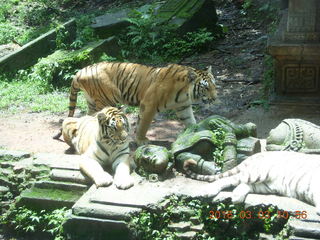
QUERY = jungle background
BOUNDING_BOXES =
[0,0,319,154]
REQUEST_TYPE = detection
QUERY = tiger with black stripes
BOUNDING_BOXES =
[62,106,133,189]
[186,151,320,215]
[55,62,217,145]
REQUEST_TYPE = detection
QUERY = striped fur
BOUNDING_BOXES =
[190,151,320,214]
[67,62,217,145]
[62,106,133,189]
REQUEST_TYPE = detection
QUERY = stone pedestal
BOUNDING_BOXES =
[268,0,320,103]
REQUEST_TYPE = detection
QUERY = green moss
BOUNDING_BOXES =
[21,187,84,202]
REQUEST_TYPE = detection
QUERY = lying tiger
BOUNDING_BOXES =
[185,151,320,215]
[62,106,134,189]
[54,62,217,145]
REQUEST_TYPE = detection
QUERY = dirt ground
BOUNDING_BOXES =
[1,1,320,154]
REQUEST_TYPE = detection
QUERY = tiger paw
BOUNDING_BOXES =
[136,137,150,146]
[114,176,134,190]
[94,173,113,188]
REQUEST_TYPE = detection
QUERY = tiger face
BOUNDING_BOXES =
[192,66,217,106]
[97,107,130,144]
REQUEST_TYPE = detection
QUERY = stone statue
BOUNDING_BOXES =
[266,119,320,154]
[134,115,261,178]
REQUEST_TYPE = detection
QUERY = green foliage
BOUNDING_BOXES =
[29,47,93,89]
[240,0,279,30]
[55,24,70,50]
[71,15,99,50]
[262,55,275,99]
[1,206,70,239]
[99,53,118,62]
[130,196,287,240]
[210,128,226,168]
[0,23,20,44]
[0,72,87,113]
[118,6,217,63]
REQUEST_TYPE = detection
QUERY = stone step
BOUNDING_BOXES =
[289,236,320,240]
[72,186,141,221]
[50,169,91,185]
[289,219,320,239]
[34,180,88,192]
[19,186,86,210]
[190,223,204,232]
[0,150,31,160]
[175,231,197,240]
[63,214,129,240]
[167,221,191,232]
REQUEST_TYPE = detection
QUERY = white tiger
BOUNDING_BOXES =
[192,151,320,215]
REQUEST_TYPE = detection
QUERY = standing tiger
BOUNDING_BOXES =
[55,62,217,145]
[186,151,320,215]
[62,106,133,189]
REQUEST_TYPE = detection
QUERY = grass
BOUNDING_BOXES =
[0,79,87,114]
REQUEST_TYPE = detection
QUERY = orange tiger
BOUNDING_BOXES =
[56,62,217,145]
[62,106,133,189]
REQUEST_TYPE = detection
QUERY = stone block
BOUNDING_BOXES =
[34,153,81,170]
[92,0,218,39]
[50,169,91,185]
[63,215,130,240]
[156,0,218,34]
[34,180,88,192]
[0,19,76,73]
[91,9,130,39]
[0,150,31,160]
[89,184,171,208]
[19,186,85,210]
[190,223,204,232]
[167,221,191,232]
[175,231,197,239]
[268,0,320,103]
[236,137,261,155]
[289,219,320,238]
[72,186,141,221]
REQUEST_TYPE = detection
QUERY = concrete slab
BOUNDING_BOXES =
[0,19,76,73]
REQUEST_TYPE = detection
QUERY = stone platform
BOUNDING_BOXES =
[1,150,320,239]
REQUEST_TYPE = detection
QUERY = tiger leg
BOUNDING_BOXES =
[231,183,252,203]
[208,175,241,200]
[112,154,134,190]
[79,156,113,187]
[175,105,196,126]
[135,103,157,145]
[61,117,78,147]
[83,92,97,115]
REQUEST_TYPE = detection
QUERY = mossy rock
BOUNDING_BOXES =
[134,145,171,174]
[172,130,216,161]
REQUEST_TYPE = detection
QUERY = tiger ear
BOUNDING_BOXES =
[116,104,125,111]
[207,66,212,74]
[188,70,197,83]
[97,112,106,121]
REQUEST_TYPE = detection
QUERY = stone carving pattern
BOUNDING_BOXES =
[288,13,315,32]
[284,65,317,92]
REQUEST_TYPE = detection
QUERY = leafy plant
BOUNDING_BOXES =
[118,6,218,63]
[0,23,20,44]
[1,206,70,239]
[130,196,287,240]
[210,128,226,168]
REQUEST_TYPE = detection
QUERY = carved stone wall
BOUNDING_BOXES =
[268,0,320,101]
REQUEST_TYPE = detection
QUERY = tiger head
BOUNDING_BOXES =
[190,66,217,106]
[96,107,130,144]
